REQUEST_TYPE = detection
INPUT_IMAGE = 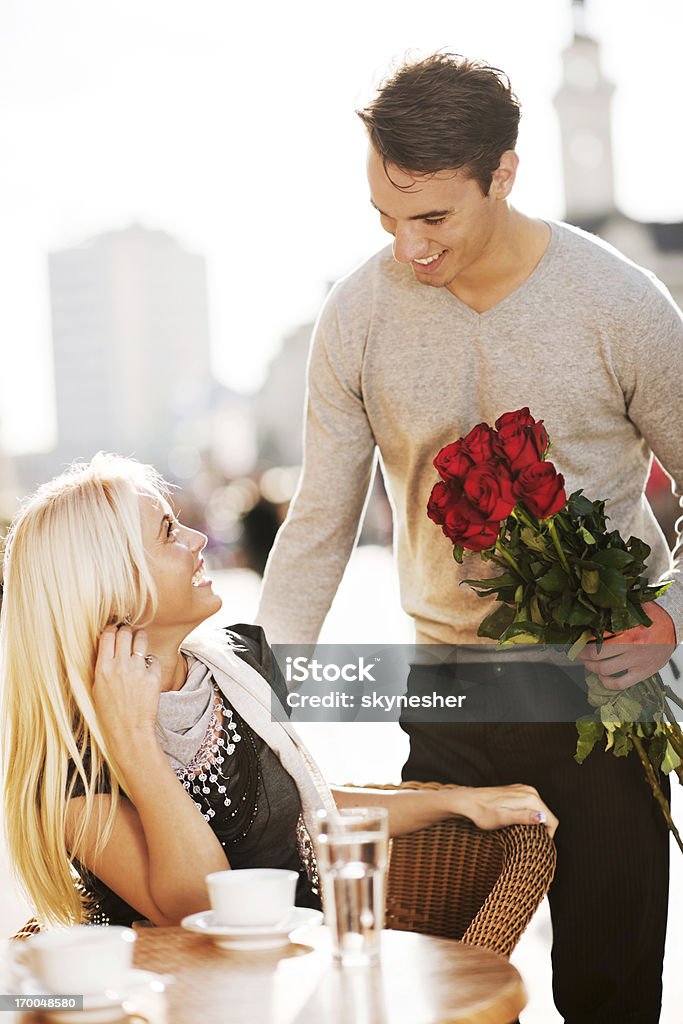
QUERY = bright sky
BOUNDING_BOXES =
[1,0,682,453]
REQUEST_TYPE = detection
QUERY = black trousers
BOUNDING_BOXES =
[400,660,670,1024]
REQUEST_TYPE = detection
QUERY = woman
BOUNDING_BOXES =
[1,454,556,927]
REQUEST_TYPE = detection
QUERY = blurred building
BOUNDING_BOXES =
[0,427,19,523]
[48,223,214,470]
[555,0,683,307]
[255,321,313,466]
[255,316,392,548]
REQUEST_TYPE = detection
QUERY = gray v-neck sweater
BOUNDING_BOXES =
[257,221,683,648]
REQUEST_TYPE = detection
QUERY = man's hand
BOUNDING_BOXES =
[577,601,676,690]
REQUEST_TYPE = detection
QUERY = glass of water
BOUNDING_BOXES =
[313,806,389,966]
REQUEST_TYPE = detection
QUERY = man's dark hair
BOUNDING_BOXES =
[357,53,521,195]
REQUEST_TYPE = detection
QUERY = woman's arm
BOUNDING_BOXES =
[67,626,229,926]
[331,783,558,838]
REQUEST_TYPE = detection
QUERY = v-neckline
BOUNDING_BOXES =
[440,220,558,323]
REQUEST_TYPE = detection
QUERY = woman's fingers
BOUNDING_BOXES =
[96,625,117,668]
[524,803,558,838]
[97,625,150,664]
[474,784,558,838]
[114,625,133,658]
[510,788,557,837]
[131,630,149,666]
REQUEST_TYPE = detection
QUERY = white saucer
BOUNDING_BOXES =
[181,907,324,949]
[14,968,171,1023]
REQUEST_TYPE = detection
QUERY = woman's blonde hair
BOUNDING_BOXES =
[1,453,171,925]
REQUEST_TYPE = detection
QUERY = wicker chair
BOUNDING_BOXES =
[9,917,40,941]
[359,781,557,958]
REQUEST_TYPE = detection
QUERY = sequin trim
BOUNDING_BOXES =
[173,684,260,842]
[296,815,320,895]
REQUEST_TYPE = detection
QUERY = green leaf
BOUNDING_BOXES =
[498,622,546,646]
[463,572,519,591]
[579,525,597,545]
[611,691,645,721]
[552,589,573,625]
[581,568,600,594]
[567,604,597,627]
[537,565,570,594]
[567,630,594,660]
[544,624,573,645]
[476,603,516,640]
[591,548,634,570]
[453,545,464,564]
[575,718,604,764]
[641,580,673,602]
[520,527,548,553]
[498,632,545,647]
[568,492,596,518]
[530,595,546,625]
[612,730,633,758]
[626,537,651,566]
[662,740,682,775]
[647,732,668,771]
[599,704,622,725]
[591,568,628,609]
[610,602,646,633]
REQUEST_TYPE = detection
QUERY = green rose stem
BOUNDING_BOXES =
[662,685,683,714]
[547,517,573,578]
[493,536,526,579]
[511,505,538,531]
[627,728,683,854]
[640,676,683,757]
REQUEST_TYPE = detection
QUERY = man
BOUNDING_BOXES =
[257,54,683,1023]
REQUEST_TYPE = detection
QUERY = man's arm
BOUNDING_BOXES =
[579,279,683,687]
[257,290,377,645]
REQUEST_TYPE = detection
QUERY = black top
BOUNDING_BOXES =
[69,625,319,925]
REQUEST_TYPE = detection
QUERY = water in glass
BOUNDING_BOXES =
[315,809,388,966]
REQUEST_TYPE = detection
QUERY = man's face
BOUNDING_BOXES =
[366,144,510,292]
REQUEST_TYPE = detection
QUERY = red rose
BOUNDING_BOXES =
[433,439,473,481]
[441,493,500,551]
[460,423,495,463]
[463,460,517,520]
[513,461,567,518]
[440,497,499,552]
[426,480,453,525]
[494,408,535,430]
[493,419,549,472]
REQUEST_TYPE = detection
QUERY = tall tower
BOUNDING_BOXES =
[553,0,616,221]
[49,225,213,468]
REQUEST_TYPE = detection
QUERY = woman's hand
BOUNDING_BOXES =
[455,783,558,838]
[93,625,163,755]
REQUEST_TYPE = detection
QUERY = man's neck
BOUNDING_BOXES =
[447,210,551,314]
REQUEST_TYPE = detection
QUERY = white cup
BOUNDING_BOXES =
[25,925,136,995]
[205,867,298,927]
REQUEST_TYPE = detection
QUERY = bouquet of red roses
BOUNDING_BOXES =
[427,408,683,851]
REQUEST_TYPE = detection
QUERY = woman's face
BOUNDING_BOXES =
[138,493,222,639]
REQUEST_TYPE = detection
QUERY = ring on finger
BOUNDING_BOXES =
[132,652,154,669]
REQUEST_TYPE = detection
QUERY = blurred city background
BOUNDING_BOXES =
[1,1,683,1021]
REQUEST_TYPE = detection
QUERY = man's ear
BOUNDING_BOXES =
[490,150,519,199]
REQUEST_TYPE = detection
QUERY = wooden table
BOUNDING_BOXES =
[129,924,526,1024]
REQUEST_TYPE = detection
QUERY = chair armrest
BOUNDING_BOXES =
[348,781,556,957]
